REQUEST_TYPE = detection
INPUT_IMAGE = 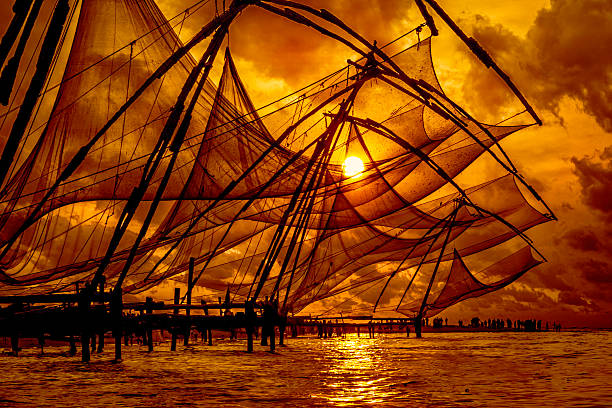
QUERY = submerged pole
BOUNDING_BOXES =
[79,285,91,362]
[185,257,194,346]
[146,297,153,352]
[97,277,105,353]
[171,288,180,351]
[201,299,212,346]
[10,332,19,356]
[245,299,255,353]
[415,314,422,338]
[112,288,122,361]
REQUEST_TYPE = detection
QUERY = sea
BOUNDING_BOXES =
[1,330,611,407]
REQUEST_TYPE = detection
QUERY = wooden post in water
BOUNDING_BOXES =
[10,332,19,356]
[278,311,286,347]
[245,299,255,353]
[79,285,91,362]
[90,327,96,353]
[145,297,154,352]
[415,314,422,338]
[269,324,275,352]
[201,299,212,345]
[69,334,77,356]
[171,288,180,351]
[97,277,105,353]
[111,288,122,361]
[184,257,194,347]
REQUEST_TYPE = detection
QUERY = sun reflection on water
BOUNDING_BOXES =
[311,337,401,406]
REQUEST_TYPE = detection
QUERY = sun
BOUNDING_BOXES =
[342,156,364,178]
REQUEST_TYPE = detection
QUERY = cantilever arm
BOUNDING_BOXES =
[421,0,542,126]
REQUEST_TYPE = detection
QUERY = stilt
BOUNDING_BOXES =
[69,335,77,356]
[79,285,91,362]
[171,288,180,352]
[37,333,45,354]
[112,288,122,361]
[185,258,194,347]
[91,332,96,353]
[145,297,154,352]
[11,332,19,356]
[97,277,105,353]
[357,325,360,337]
[279,313,286,347]
[269,326,275,352]
[201,299,212,345]
[245,299,255,353]
[247,330,254,352]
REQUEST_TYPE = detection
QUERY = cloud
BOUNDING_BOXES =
[579,258,612,285]
[563,228,605,253]
[462,0,612,131]
[571,146,612,220]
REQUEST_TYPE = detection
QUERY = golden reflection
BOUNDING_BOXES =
[311,336,399,405]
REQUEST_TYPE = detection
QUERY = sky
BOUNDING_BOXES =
[0,0,610,328]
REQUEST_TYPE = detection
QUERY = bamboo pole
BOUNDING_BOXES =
[97,277,105,353]
[112,288,122,361]
[146,297,153,352]
[0,0,69,188]
[171,288,180,351]
[184,258,194,346]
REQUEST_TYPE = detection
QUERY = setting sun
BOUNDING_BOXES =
[342,156,365,178]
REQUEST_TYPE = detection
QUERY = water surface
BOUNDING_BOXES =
[1,331,610,407]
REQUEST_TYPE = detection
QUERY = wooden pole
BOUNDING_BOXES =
[269,325,276,352]
[10,332,19,356]
[171,288,180,351]
[112,288,122,361]
[201,299,212,345]
[97,277,105,353]
[185,258,194,346]
[245,299,255,353]
[79,286,91,362]
[146,297,154,352]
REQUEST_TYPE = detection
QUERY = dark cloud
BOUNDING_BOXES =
[563,228,604,253]
[578,259,612,285]
[558,290,590,307]
[462,0,612,131]
[571,146,612,220]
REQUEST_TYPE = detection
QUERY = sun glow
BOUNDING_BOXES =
[342,156,364,178]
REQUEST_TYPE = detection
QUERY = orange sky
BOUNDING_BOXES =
[1,0,610,327]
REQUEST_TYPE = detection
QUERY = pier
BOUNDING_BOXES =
[0,289,419,362]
